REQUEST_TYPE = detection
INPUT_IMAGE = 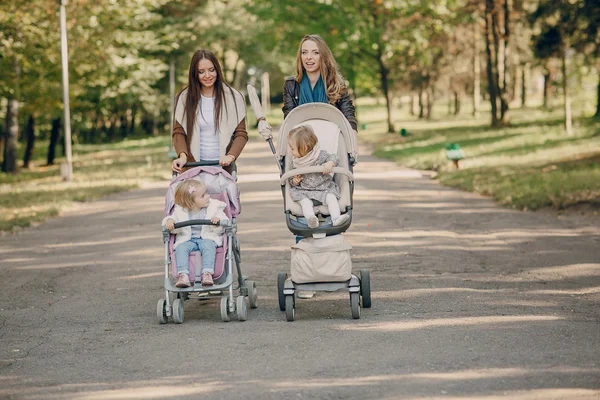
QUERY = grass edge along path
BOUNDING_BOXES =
[364,107,599,212]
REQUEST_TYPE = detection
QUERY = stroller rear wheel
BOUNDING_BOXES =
[277,272,287,311]
[156,299,168,324]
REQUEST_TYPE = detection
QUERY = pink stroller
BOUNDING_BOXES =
[156,163,257,324]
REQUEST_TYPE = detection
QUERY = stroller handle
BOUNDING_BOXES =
[172,219,231,229]
[280,166,354,185]
[171,161,236,178]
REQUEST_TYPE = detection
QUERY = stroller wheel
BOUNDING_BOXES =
[156,299,168,324]
[246,280,258,309]
[172,298,184,324]
[220,296,231,322]
[277,272,287,312]
[350,293,361,319]
[236,296,248,321]
[360,269,371,308]
[285,295,295,322]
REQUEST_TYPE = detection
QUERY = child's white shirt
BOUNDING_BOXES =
[162,198,229,249]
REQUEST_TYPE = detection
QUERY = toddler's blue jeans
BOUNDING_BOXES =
[175,238,217,275]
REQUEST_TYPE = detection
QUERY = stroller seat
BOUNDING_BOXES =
[276,103,357,237]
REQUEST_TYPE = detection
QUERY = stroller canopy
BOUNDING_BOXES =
[276,103,357,162]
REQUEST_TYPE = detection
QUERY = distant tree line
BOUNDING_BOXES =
[1,0,598,173]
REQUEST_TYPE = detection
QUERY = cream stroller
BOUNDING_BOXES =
[264,102,372,321]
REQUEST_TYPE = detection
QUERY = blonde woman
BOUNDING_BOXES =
[172,49,248,174]
[258,35,358,140]
[282,34,357,130]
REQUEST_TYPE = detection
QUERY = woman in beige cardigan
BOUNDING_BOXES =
[171,49,248,174]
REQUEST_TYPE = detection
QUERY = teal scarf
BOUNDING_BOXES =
[299,74,329,105]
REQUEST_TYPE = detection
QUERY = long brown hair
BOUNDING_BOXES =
[176,49,239,141]
[295,34,346,105]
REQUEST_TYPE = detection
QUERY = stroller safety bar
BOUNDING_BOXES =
[171,219,232,229]
[280,166,354,185]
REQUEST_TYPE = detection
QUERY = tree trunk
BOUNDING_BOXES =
[473,19,481,118]
[23,114,36,169]
[426,87,434,120]
[410,92,416,116]
[454,92,461,115]
[543,69,551,108]
[521,64,527,107]
[562,47,573,135]
[484,0,499,126]
[594,68,600,117]
[377,50,394,133]
[498,0,511,123]
[47,118,61,165]
[130,104,137,135]
[120,113,128,139]
[2,96,19,173]
[418,87,425,119]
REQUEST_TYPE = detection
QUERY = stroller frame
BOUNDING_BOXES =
[156,162,257,324]
[268,103,371,321]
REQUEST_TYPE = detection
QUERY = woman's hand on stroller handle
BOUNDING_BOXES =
[172,153,188,173]
[257,118,272,139]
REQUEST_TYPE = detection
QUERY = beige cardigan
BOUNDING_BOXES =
[173,87,248,162]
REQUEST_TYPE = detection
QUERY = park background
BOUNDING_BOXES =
[0,0,598,232]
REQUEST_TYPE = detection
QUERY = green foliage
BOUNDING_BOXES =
[364,100,600,211]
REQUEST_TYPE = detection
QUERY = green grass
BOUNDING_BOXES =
[0,135,174,232]
[0,117,266,232]
[359,98,600,211]
[2,99,598,232]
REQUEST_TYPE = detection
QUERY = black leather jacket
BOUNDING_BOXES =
[282,76,358,131]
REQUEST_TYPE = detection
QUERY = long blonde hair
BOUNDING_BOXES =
[174,180,206,210]
[295,34,346,105]
[289,125,318,157]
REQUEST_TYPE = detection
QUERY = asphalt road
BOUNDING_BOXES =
[1,138,599,400]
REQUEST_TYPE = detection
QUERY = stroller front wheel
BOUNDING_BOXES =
[277,272,287,312]
[220,296,231,322]
[172,298,185,324]
[236,296,248,321]
[285,295,295,321]
[246,280,258,309]
[156,299,168,324]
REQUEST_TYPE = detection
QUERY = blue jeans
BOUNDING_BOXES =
[174,238,217,275]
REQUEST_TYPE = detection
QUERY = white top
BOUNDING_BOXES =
[189,208,207,238]
[198,95,219,161]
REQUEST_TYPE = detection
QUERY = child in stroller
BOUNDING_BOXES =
[162,179,228,288]
[288,124,350,229]
[156,163,257,324]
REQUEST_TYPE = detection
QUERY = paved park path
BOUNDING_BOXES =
[1,138,599,399]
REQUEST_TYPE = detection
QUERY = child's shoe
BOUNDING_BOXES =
[175,273,191,288]
[307,216,319,228]
[202,272,214,286]
[333,214,350,227]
